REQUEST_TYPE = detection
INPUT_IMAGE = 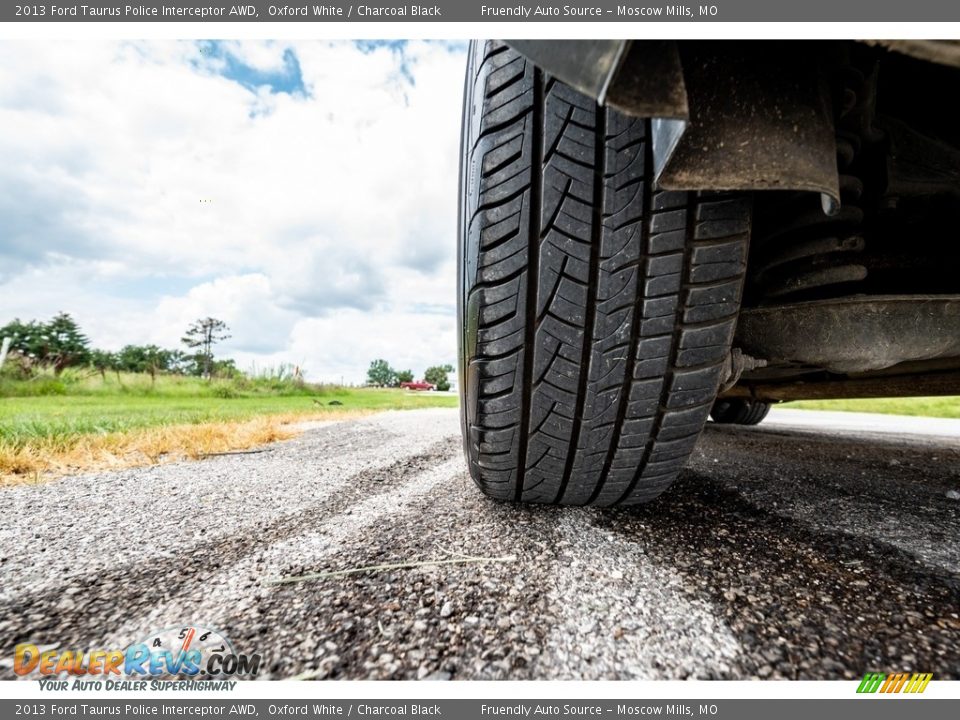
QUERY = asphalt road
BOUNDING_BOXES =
[1,408,958,680]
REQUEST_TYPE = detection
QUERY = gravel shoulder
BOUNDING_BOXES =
[1,408,958,680]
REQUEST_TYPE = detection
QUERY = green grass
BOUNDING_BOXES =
[785,396,960,419]
[0,372,457,451]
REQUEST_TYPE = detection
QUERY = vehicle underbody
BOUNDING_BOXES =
[506,39,960,405]
[458,39,960,504]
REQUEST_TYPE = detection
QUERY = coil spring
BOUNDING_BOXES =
[752,68,869,302]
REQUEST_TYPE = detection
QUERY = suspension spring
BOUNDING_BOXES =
[751,67,869,303]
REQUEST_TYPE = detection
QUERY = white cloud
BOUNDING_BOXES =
[150,274,299,354]
[0,40,466,382]
[287,308,456,385]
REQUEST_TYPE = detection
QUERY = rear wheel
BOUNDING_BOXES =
[458,41,751,505]
[710,398,772,425]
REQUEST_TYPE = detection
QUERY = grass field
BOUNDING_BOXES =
[3,368,957,485]
[785,397,960,419]
[0,372,457,483]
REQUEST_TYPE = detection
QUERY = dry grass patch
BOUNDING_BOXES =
[0,410,370,486]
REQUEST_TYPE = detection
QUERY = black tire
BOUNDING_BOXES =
[457,41,751,506]
[710,398,772,425]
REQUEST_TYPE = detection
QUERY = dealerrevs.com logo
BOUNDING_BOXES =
[15,625,262,690]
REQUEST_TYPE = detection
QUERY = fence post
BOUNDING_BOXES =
[0,337,10,370]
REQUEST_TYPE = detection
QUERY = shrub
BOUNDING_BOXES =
[211,384,239,399]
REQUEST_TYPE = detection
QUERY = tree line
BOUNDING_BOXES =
[2,313,458,389]
[367,358,454,391]
[0,313,234,380]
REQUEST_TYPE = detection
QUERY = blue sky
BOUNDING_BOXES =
[195,41,309,97]
[0,40,467,382]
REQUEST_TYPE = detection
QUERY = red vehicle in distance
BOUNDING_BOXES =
[400,380,435,391]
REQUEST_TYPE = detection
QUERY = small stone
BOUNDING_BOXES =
[422,671,452,681]
[946,490,960,501]
[439,601,454,618]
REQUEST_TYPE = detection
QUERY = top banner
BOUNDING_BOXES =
[6,0,960,22]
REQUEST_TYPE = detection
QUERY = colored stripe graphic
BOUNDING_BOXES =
[905,673,934,693]
[880,673,897,692]
[857,672,932,694]
[857,672,886,693]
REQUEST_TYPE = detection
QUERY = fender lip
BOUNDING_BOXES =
[505,40,634,107]
[503,39,839,202]
[505,39,689,119]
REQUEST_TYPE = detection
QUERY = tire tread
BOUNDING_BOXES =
[460,41,750,506]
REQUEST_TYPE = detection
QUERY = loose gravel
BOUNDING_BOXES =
[1,408,957,680]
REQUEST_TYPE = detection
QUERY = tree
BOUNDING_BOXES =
[1,314,91,375]
[211,357,240,379]
[2,318,47,377]
[40,313,91,375]
[89,349,117,381]
[117,344,176,384]
[424,364,454,392]
[166,350,190,376]
[0,319,43,360]
[396,369,414,384]
[367,358,397,387]
[181,317,231,379]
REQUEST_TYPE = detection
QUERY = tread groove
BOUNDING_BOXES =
[556,105,605,505]
[587,119,652,506]
[615,200,695,505]
[515,67,543,502]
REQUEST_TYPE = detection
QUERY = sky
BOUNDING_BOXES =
[0,39,467,384]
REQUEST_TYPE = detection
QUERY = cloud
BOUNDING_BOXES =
[0,40,467,382]
[269,241,387,314]
[286,308,457,385]
[0,168,94,280]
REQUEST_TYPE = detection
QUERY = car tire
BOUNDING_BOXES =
[458,41,751,506]
[710,398,772,425]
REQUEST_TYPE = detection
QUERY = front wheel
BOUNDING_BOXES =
[457,41,751,506]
